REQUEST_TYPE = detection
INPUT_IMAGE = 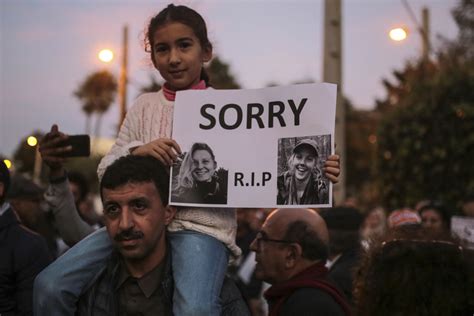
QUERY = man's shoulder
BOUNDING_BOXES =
[1,210,49,251]
[281,287,346,316]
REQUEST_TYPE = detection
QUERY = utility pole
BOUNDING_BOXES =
[421,7,430,61]
[118,25,128,133]
[323,0,345,205]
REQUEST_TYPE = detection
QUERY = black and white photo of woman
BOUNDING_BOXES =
[277,138,329,205]
[172,142,228,204]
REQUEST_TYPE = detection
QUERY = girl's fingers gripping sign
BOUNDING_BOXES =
[324,154,340,184]
[133,138,182,167]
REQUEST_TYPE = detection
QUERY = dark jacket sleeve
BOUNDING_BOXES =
[15,228,53,315]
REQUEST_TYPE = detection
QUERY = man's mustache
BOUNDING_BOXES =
[114,229,144,242]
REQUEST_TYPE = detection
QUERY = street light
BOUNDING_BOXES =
[3,159,12,169]
[389,27,408,41]
[98,49,114,63]
[27,136,38,147]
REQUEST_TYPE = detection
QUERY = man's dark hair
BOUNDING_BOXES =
[0,161,10,204]
[100,155,169,206]
[284,220,329,262]
[320,207,363,255]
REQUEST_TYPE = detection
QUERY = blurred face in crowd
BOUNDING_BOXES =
[102,181,174,262]
[69,182,82,205]
[192,149,216,182]
[292,146,317,181]
[9,198,42,228]
[421,209,444,231]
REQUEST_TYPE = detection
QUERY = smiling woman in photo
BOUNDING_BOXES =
[277,138,328,205]
[172,142,227,204]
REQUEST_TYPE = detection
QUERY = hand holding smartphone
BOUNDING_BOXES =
[39,125,91,173]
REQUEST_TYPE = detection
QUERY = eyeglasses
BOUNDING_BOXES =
[254,231,296,248]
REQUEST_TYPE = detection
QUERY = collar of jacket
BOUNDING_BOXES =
[0,207,19,230]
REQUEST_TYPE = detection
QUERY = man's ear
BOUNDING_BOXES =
[164,205,177,225]
[285,243,303,268]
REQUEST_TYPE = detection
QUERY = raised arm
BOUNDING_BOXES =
[39,125,94,245]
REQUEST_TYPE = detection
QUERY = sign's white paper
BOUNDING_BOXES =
[169,83,337,208]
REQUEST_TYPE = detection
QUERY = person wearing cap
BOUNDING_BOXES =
[0,161,52,315]
[277,138,337,205]
[387,208,422,229]
[7,174,61,257]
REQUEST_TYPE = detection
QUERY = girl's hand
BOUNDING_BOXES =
[131,138,181,166]
[324,154,340,183]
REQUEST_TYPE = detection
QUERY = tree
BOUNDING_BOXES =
[376,0,474,211]
[345,98,381,208]
[206,56,240,89]
[74,70,118,136]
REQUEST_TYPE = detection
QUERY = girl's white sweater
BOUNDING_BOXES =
[97,90,240,259]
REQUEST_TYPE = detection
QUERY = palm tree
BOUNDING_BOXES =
[74,70,118,137]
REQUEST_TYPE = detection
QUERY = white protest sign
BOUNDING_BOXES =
[451,216,474,250]
[169,83,337,208]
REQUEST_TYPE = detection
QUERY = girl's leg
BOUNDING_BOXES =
[169,230,229,316]
[33,227,113,316]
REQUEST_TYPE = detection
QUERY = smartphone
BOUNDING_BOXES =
[58,135,90,157]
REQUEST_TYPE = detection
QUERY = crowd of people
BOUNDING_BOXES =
[1,3,473,316]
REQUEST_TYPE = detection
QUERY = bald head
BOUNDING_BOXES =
[265,208,329,262]
[267,208,329,242]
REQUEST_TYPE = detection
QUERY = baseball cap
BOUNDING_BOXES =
[293,139,319,157]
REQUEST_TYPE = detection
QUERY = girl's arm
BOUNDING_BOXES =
[97,105,144,180]
[97,102,181,178]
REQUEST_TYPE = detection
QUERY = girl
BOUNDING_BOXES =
[34,4,341,316]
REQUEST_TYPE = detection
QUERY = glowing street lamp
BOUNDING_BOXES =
[27,136,38,147]
[3,159,12,169]
[98,49,114,63]
[389,27,408,41]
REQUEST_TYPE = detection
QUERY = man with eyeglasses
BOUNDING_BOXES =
[249,208,351,316]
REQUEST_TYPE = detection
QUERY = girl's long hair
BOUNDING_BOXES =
[175,143,216,192]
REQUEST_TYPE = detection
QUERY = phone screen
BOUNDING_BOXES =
[58,135,90,157]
